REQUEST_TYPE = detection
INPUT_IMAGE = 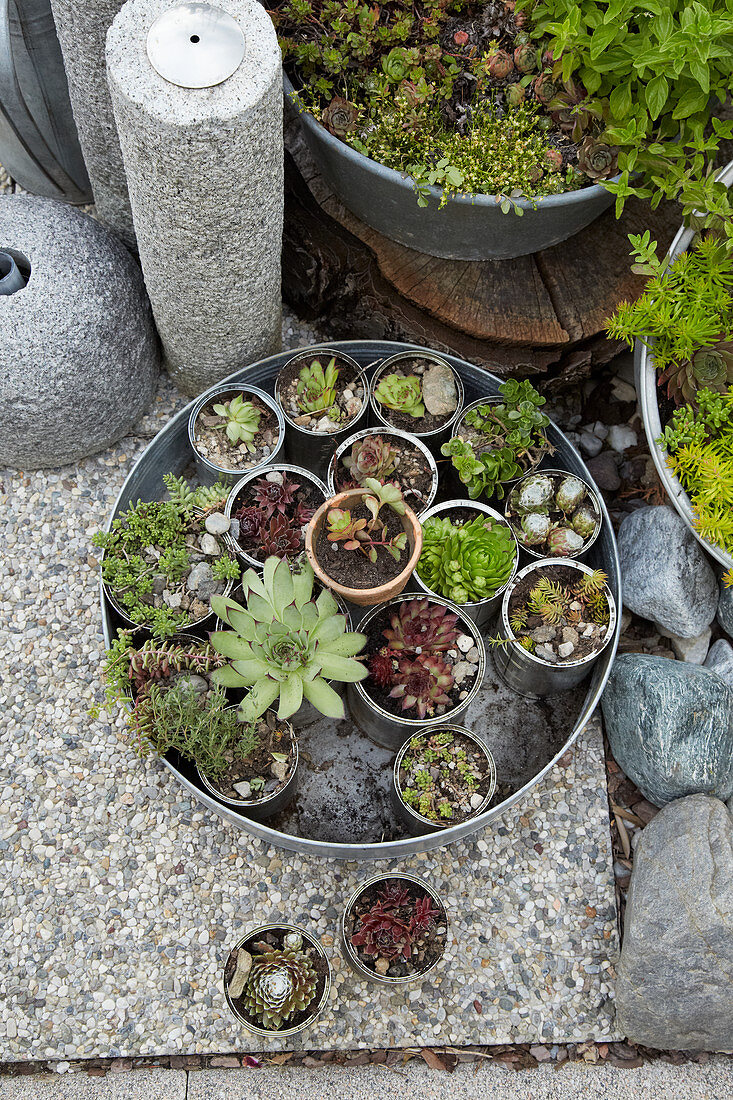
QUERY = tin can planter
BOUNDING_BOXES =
[347,593,486,750]
[306,488,422,607]
[196,708,298,820]
[412,499,518,631]
[275,347,369,480]
[327,427,439,518]
[491,558,617,699]
[188,384,285,486]
[392,726,496,836]
[340,873,448,985]
[504,470,602,560]
[224,923,331,1037]
[368,351,464,456]
[445,396,552,502]
[224,464,329,571]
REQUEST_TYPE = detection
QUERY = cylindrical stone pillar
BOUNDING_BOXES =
[49,0,135,245]
[106,0,283,396]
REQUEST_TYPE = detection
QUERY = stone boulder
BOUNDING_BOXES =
[718,581,733,638]
[617,506,718,637]
[602,653,733,806]
[616,795,733,1051]
[705,639,733,690]
[0,195,159,468]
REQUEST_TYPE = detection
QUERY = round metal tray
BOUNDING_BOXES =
[101,340,621,859]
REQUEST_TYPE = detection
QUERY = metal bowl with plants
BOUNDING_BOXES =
[101,340,621,860]
[340,872,448,985]
[412,498,519,630]
[274,346,369,479]
[491,558,617,699]
[327,425,439,518]
[187,383,285,487]
[223,464,329,572]
[368,349,464,455]
[224,923,331,1036]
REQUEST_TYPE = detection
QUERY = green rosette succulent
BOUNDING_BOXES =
[212,394,261,449]
[242,947,318,1030]
[374,373,425,418]
[417,514,516,604]
[210,556,368,721]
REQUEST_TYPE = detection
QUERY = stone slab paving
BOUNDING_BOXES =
[0,358,619,1062]
[2,1061,733,1100]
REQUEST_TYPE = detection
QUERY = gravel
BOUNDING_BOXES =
[0,314,619,1060]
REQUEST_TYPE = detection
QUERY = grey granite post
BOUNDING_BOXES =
[106,0,283,396]
[49,0,134,246]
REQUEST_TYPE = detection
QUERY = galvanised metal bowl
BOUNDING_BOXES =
[101,340,622,859]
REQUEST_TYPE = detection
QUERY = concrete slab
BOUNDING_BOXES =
[0,1069,185,1099]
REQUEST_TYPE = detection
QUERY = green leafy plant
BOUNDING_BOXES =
[441,378,551,499]
[241,942,319,1030]
[326,479,408,564]
[210,556,368,721]
[296,356,340,414]
[374,373,425,418]
[417,513,516,603]
[523,0,733,237]
[399,730,489,823]
[659,386,733,557]
[93,476,239,637]
[212,394,262,449]
[607,233,733,403]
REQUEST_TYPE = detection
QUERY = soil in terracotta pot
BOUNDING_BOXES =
[232,470,325,563]
[193,391,280,472]
[333,434,434,513]
[506,563,611,665]
[314,500,408,589]
[398,729,494,826]
[363,598,481,719]
[373,358,459,435]
[204,710,296,803]
[505,472,600,556]
[277,354,366,434]
[224,927,328,1031]
[346,877,447,979]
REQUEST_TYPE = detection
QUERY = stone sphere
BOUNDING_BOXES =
[0,195,159,468]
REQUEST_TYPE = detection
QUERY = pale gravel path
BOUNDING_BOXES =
[1,1060,733,1100]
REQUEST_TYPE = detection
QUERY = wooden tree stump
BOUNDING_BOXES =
[282,125,681,387]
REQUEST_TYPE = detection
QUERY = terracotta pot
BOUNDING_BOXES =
[305,488,423,607]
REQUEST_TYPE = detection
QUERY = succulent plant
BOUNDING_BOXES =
[325,479,408,564]
[505,83,526,108]
[241,946,319,1030]
[513,43,537,73]
[374,373,425,419]
[342,434,399,486]
[502,568,612,654]
[295,356,340,414]
[507,472,599,555]
[577,137,618,181]
[411,894,441,932]
[546,78,600,142]
[382,598,460,653]
[487,48,514,80]
[515,473,554,513]
[210,556,367,721]
[258,514,303,558]
[659,340,733,406]
[571,504,598,539]
[519,511,552,546]
[532,71,558,105]
[212,395,262,450]
[417,514,516,604]
[251,475,300,517]
[388,653,454,718]
[321,97,359,139]
[350,907,413,960]
[546,527,585,556]
[555,476,585,513]
[235,506,264,547]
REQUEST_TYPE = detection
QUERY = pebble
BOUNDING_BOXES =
[579,434,603,458]
[558,642,575,659]
[199,533,220,557]
[456,634,474,653]
[607,425,637,452]
[232,781,251,799]
[204,513,230,535]
[469,793,483,810]
[585,452,621,492]
[535,644,558,664]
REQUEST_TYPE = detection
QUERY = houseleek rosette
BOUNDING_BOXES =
[210,556,367,721]
[417,515,516,604]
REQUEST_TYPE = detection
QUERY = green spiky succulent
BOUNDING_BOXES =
[242,946,318,1030]
[212,394,262,449]
[374,373,425,418]
[296,356,340,414]
[417,514,516,603]
[210,556,368,721]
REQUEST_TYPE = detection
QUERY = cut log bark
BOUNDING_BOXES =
[282,124,681,388]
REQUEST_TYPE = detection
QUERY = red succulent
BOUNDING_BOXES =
[258,513,302,558]
[411,895,441,934]
[233,506,263,549]
[388,654,454,718]
[368,648,397,689]
[383,599,460,654]
[378,881,411,908]
[251,475,300,517]
[351,908,413,961]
